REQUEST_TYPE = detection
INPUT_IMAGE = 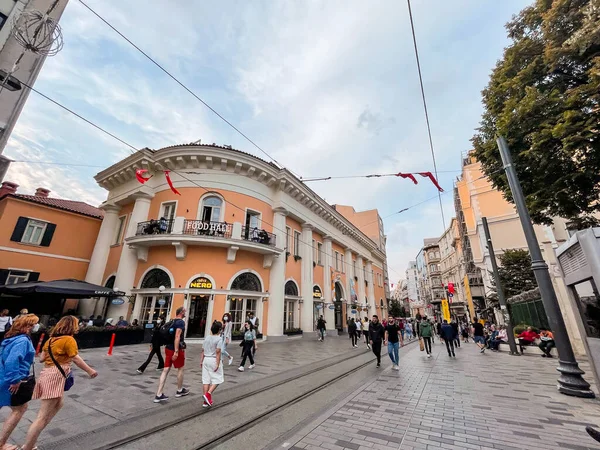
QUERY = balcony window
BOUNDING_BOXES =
[201,196,222,222]
[294,231,301,257]
[161,202,177,221]
[318,242,323,265]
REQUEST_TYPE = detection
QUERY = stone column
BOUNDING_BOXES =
[345,249,354,304]
[366,260,377,314]
[108,193,153,319]
[267,208,287,341]
[80,203,121,317]
[323,236,336,333]
[301,224,315,336]
[357,256,366,310]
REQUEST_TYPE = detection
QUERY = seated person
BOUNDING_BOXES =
[116,316,129,327]
[517,326,539,353]
[489,325,505,351]
[538,328,555,358]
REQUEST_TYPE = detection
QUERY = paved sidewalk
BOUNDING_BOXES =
[0,335,361,447]
[279,339,600,450]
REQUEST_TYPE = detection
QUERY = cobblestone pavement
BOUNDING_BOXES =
[0,335,360,447]
[278,339,600,450]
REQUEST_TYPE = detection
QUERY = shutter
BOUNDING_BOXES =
[28,272,40,282]
[40,223,56,247]
[10,217,29,242]
[0,269,8,285]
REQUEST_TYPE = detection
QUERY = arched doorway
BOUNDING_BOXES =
[229,272,263,331]
[187,276,214,338]
[139,268,172,325]
[334,281,344,332]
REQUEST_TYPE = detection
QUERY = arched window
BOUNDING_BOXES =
[285,280,298,296]
[231,272,262,292]
[334,282,343,301]
[105,275,116,289]
[201,196,223,222]
[141,269,171,289]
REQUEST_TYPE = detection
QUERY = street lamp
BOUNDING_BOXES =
[497,136,594,398]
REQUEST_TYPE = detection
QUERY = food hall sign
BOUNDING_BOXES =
[189,277,213,289]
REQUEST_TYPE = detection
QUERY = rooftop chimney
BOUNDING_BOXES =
[0,181,18,198]
[35,187,50,198]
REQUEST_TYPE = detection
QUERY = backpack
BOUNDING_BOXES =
[158,320,176,345]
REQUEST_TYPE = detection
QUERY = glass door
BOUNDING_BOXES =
[188,295,210,337]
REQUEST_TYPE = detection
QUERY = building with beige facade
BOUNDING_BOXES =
[438,218,468,320]
[415,238,444,318]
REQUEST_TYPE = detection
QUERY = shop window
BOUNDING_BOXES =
[229,297,257,331]
[140,268,171,289]
[285,280,298,296]
[231,272,262,292]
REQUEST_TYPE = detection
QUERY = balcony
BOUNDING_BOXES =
[126,217,282,267]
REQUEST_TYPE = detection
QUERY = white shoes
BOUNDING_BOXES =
[238,366,244,372]
[427,354,432,358]
[392,365,399,371]
[228,356,234,366]
[249,364,255,369]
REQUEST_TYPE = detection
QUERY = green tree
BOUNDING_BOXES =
[487,249,537,307]
[472,0,600,228]
[388,300,403,317]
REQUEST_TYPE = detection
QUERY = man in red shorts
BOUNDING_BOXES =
[154,307,189,402]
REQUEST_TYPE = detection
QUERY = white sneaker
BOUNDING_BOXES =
[427,354,432,358]
[228,356,234,366]
[249,364,255,369]
[394,365,399,370]
[238,366,244,372]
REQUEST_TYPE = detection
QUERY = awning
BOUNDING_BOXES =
[0,279,125,299]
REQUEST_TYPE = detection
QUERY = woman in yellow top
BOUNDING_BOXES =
[19,316,97,450]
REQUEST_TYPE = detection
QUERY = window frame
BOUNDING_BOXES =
[199,194,224,222]
[293,231,301,257]
[334,251,339,271]
[21,219,47,246]
[6,270,30,285]
[113,215,127,245]
[317,242,323,266]
[286,227,292,253]
[244,208,262,230]
[160,201,177,220]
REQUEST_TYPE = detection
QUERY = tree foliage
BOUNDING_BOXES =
[487,249,538,306]
[389,300,403,317]
[472,0,600,227]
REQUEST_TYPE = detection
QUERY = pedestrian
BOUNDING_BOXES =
[363,317,370,349]
[472,320,486,353]
[368,315,385,368]
[92,315,104,327]
[201,321,224,408]
[348,318,358,348]
[14,309,28,320]
[238,321,257,372]
[461,322,469,343]
[247,312,259,333]
[22,316,97,450]
[405,321,413,341]
[355,317,362,344]
[420,317,434,358]
[397,319,405,346]
[0,314,39,450]
[116,316,129,327]
[384,317,401,370]
[137,315,165,374]
[0,310,12,343]
[451,319,460,348]
[316,315,326,341]
[441,320,456,357]
[154,307,189,403]
[220,313,234,365]
[436,321,442,343]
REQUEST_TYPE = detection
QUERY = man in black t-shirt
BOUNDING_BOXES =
[368,315,385,368]
[384,317,401,370]
[472,321,486,353]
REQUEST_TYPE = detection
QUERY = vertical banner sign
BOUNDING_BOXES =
[441,299,451,322]
[463,274,476,321]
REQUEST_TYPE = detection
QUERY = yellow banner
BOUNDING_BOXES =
[464,274,476,322]
[441,299,451,322]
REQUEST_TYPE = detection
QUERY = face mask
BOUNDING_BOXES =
[223,317,228,322]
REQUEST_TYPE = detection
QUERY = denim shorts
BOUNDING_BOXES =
[473,336,485,345]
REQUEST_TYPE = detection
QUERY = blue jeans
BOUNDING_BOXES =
[388,341,400,365]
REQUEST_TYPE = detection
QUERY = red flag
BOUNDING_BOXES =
[396,172,418,184]
[164,171,181,195]
[417,172,443,192]
[135,169,152,184]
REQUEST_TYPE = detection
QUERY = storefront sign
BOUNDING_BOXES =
[189,277,213,289]
[328,304,335,310]
[158,299,166,306]
[313,285,322,299]
[111,298,125,305]
[316,303,323,309]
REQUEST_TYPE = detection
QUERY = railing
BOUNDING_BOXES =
[136,219,174,236]
[183,220,232,238]
[241,226,276,247]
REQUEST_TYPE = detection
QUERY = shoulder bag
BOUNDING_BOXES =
[48,338,74,391]
[0,338,36,406]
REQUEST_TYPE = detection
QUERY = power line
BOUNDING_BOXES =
[76,0,300,178]
[406,0,445,229]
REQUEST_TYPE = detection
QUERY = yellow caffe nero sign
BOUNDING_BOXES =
[441,299,451,322]
[189,277,212,289]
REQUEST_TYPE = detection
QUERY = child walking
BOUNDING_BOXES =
[201,321,224,407]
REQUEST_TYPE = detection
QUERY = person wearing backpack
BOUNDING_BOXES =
[154,307,189,403]
[137,315,165,374]
[316,316,326,342]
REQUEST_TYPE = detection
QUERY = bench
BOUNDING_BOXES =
[498,339,556,356]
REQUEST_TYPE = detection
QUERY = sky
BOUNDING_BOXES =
[3,0,531,284]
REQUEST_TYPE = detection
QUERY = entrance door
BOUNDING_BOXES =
[334,301,343,331]
[188,295,210,337]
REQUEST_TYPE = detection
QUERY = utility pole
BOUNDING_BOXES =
[481,217,519,355]
[496,136,594,398]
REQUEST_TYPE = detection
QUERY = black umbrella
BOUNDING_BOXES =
[0,279,125,299]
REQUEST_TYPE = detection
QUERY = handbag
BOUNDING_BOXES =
[0,340,36,406]
[47,338,74,391]
[419,337,425,352]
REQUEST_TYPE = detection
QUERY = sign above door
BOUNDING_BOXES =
[189,277,213,289]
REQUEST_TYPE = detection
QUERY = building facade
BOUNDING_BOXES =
[438,218,468,320]
[0,180,102,317]
[415,238,443,318]
[405,261,421,317]
[0,0,70,179]
[82,144,388,340]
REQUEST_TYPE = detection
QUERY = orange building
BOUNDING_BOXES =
[0,181,103,317]
[82,144,389,340]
